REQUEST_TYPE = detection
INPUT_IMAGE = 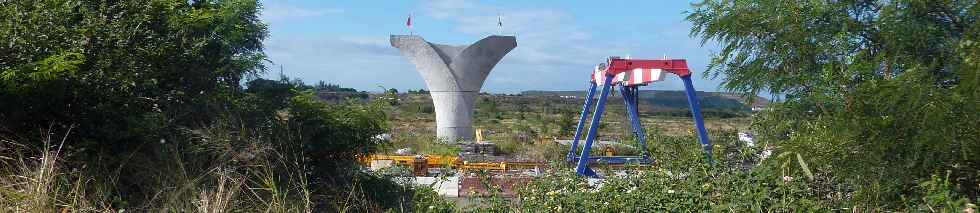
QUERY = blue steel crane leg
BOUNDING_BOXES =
[622,86,650,161]
[567,82,598,162]
[681,76,714,165]
[575,74,614,177]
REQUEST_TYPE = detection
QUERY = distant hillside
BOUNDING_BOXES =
[521,90,769,111]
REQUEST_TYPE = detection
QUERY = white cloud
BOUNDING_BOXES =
[262,34,428,91]
[419,0,602,66]
[415,0,629,92]
[261,3,343,23]
[422,0,482,19]
[258,0,725,93]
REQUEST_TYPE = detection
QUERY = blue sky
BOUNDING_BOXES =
[259,0,724,93]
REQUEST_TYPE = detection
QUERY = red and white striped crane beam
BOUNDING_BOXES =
[589,58,692,86]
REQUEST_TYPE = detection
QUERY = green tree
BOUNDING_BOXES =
[689,0,979,207]
[1,0,267,143]
[479,96,500,120]
[0,1,418,211]
[285,90,387,176]
[557,107,578,136]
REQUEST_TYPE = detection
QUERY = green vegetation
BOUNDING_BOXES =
[414,0,980,211]
[512,132,823,212]
[387,92,751,161]
[0,0,427,211]
[523,90,762,111]
[687,0,978,209]
[1,0,977,212]
[424,131,971,212]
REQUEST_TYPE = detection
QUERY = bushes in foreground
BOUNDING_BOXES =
[0,0,428,211]
[448,132,975,212]
[0,86,431,211]
[688,0,980,209]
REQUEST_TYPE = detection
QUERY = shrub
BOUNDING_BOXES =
[508,132,823,212]
[689,0,980,208]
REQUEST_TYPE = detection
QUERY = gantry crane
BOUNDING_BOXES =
[566,57,714,177]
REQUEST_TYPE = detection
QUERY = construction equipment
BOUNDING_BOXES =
[566,57,714,177]
[358,154,546,175]
[358,154,459,169]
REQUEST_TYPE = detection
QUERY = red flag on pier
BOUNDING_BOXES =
[406,14,412,28]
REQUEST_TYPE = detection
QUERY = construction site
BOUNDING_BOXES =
[357,34,754,199]
[4,1,975,211]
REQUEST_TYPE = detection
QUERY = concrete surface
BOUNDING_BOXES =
[370,159,395,171]
[407,176,459,197]
[391,35,517,141]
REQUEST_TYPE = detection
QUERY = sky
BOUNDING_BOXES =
[259,0,724,94]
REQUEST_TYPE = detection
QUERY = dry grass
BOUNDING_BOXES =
[193,170,243,213]
[0,128,114,212]
[386,96,750,161]
[643,116,750,137]
[0,128,325,212]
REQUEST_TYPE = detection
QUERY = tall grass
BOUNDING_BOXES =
[0,123,421,212]
[0,128,113,211]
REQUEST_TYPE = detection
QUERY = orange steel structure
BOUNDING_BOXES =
[357,154,546,172]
